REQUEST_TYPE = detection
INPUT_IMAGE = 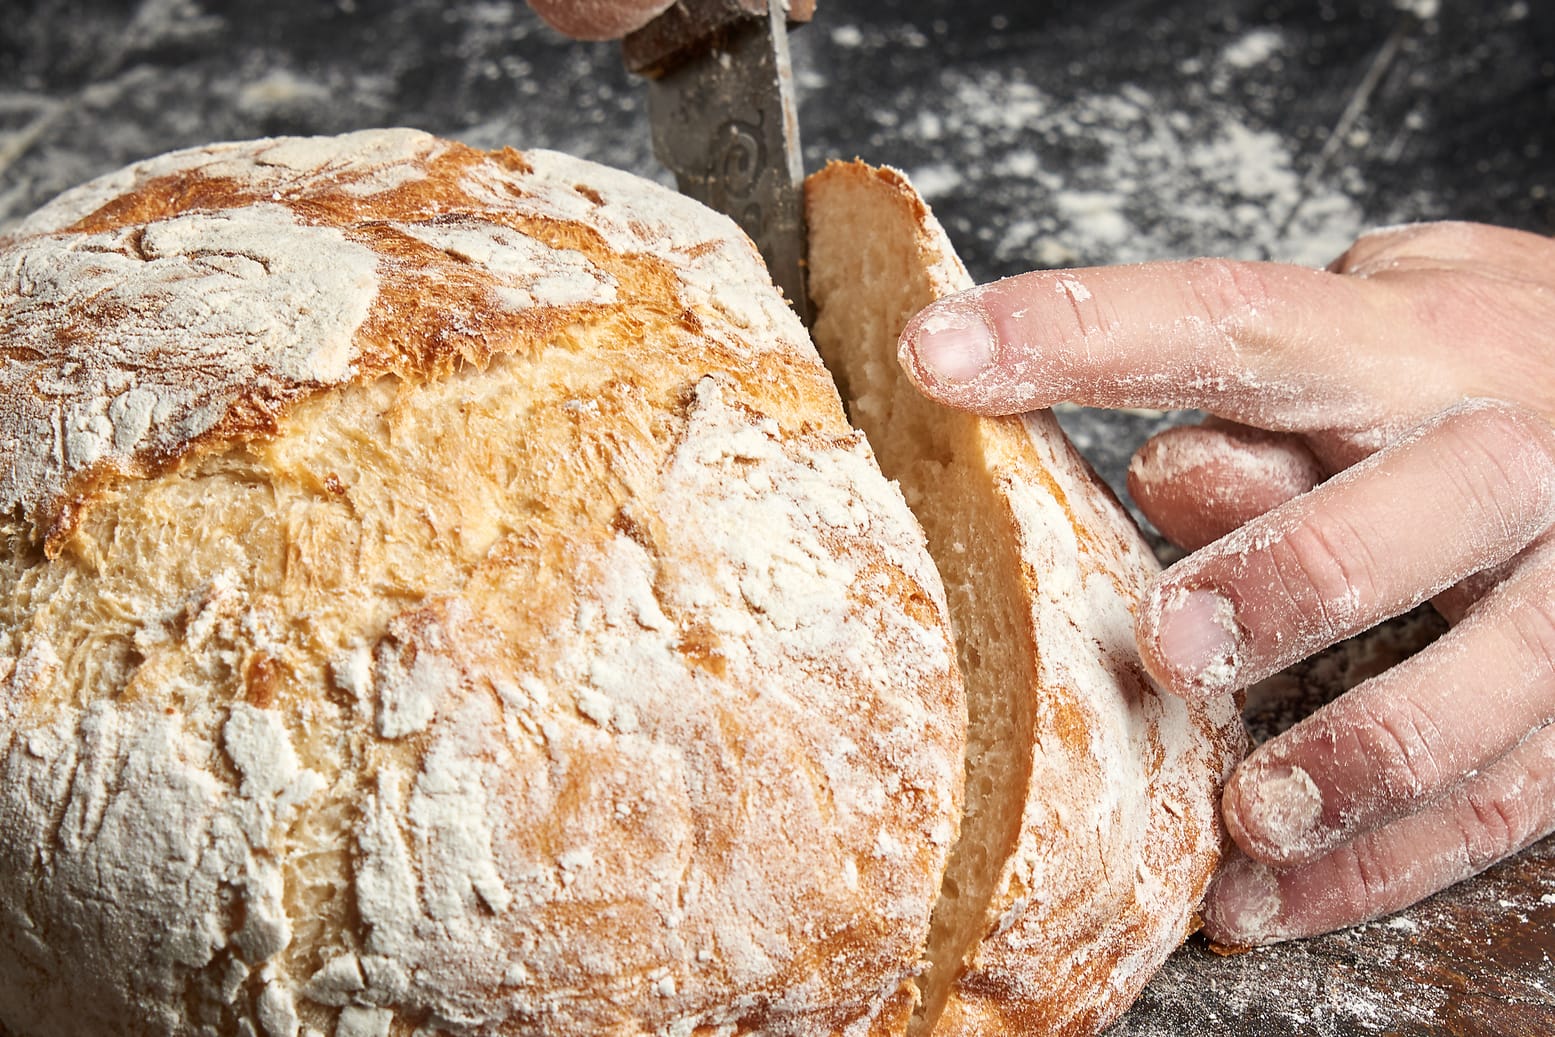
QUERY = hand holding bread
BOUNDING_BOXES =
[899,221,1555,946]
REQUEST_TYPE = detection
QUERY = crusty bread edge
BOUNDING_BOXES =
[805,159,1247,1036]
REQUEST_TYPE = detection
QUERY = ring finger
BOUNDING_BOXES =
[1224,532,1555,865]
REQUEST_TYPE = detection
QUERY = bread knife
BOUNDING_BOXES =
[624,0,814,326]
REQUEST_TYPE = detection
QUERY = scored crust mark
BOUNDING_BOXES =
[805,161,1247,1035]
[0,128,811,556]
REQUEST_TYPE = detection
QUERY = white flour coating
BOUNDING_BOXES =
[0,129,435,537]
[1221,28,1285,70]
[0,130,963,1036]
[1055,276,1092,303]
[1394,0,1440,19]
[0,127,805,542]
[1018,479,1137,840]
[910,304,988,345]
[331,377,960,1031]
[1128,428,1324,503]
[1201,590,1244,691]
[1204,858,1283,939]
[394,218,619,310]
[830,159,1243,1029]
[652,378,953,721]
[1236,762,1324,855]
[935,404,1242,1023]
[5,128,444,239]
[224,702,328,851]
[0,638,59,724]
[355,710,516,997]
[336,1005,393,1037]
[1145,584,1245,697]
[0,203,378,527]
[465,149,812,360]
[0,694,325,1035]
[371,603,475,740]
[253,130,434,178]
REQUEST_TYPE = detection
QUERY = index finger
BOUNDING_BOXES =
[896,259,1436,433]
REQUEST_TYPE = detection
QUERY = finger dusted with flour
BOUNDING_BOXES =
[1207,719,1555,946]
[897,260,1400,433]
[1135,400,1555,945]
[1136,400,1555,702]
[1128,420,1326,552]
[1220,529,1555,871]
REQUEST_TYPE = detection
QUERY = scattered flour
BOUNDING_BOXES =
[889,59,1365,272]
[831,24,864,48]
[1222,28,1286,71]
[1394,0,1441,19]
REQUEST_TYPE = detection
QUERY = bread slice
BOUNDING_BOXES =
[805,162,1247,1035]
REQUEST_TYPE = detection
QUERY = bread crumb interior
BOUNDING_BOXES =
[806,169,1038,1035]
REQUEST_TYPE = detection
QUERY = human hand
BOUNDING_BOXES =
[526,0,676,40]
[896,221,1555,946]
[526,0,795,40]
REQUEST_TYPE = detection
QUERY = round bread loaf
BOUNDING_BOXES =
[0,129,966,1037]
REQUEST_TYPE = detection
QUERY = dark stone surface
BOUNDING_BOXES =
[2,1,1552,1034]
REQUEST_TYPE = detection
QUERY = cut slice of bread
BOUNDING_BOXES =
[805,161,1247,1035]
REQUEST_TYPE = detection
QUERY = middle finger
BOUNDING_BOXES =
[1135,399,1555,700]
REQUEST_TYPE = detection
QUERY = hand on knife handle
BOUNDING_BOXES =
[624,0,815,325]
[529,0,814,41]
[527,1,676,41]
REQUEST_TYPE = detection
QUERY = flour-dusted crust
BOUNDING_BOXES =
[939,412,1243,1035]
[0,132,965,1037]
[804,162,1247,1035]
[0,128,813,552]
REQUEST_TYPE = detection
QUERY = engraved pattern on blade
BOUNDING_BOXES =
[644,0,810,323]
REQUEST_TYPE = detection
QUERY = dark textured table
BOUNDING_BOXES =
[3,1,1553,1034]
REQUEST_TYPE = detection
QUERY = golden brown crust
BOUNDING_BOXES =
[0,135,964,1037]
[0,130,818,555]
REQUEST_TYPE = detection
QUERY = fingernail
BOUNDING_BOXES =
[1205,857,1284,946]
[1155,587,1243,691]
[1234,761,1326,862]
[906,303,995,384]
